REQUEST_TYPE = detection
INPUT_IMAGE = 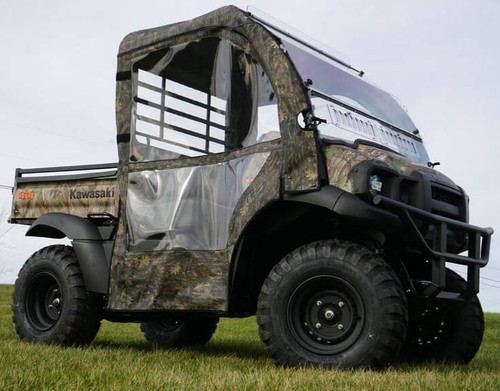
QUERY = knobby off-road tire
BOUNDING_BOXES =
[12,245,101,346]
[141,317,219,348]
[257,240,408,369]
[400,269,484,364]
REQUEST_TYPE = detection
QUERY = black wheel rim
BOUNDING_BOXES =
[409,304,455,347]
[26,272,62,331]
[287,275,365,355]
[158,318,182,331]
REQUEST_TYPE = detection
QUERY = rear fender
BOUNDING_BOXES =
[27,212,102,240]
[26,213,111,294]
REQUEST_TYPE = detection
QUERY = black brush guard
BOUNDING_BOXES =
[373,195,493,301]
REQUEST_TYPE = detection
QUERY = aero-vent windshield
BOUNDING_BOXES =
[282,38,418,134]
[248,7,430,164]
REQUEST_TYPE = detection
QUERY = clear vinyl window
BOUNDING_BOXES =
[127,152,271,251]
[130,37,280,162]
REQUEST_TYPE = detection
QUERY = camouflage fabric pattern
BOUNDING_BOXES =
[107,247,231,311]
[324,143,454,192]
[11,177,119,224]
[109,145,282,311]
[114,5,318,192]
[109,6,316,311]
[228,149,281,244]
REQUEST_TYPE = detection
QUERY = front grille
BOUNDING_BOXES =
[430,183,463,220]
[403,172,469,252]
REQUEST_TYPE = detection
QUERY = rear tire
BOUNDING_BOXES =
[141,316,219,348]
[257,240,408,369]
[12,245,101,346]
[400,269,484,364]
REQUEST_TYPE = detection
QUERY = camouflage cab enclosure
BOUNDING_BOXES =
[109,6,319,311]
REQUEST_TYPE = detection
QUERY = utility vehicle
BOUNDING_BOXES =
[9,6,493,368]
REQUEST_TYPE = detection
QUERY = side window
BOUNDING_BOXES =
[130,37,280,162]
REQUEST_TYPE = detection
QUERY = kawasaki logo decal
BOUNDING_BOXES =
[70,187,115,200]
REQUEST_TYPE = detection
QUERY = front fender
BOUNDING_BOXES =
[284,185,403,233]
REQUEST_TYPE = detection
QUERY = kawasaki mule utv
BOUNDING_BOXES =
[9,6,492,368]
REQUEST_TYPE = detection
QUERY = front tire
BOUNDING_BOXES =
[12,245,101,345]
[257,240,407,369]
[400,269,484,364]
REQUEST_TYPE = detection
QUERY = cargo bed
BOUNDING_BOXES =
[10,163,119,225]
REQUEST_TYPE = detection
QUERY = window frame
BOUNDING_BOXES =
[129,35,280,164]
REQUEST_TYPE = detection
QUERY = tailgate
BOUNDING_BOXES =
[10,163,119,225]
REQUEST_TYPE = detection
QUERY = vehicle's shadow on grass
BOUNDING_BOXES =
[91,339,155,353]
[91,339,268,361]
[203,341,267,360]
[91,339,497,369]
[390,358,498,373]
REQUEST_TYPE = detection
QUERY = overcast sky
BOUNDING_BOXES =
[1,0,499,311]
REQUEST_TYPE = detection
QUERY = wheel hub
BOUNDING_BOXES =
[287,275,365,355]
[306,293,355,343]
[46,288,62,320]
[26,272,63,331]
[324,309,335,321]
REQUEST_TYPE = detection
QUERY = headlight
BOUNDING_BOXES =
[369,175,383,196]
[351,161,398,199]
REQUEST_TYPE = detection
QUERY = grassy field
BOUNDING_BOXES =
[0,284,499,391]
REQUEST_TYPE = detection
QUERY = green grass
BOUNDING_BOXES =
[1,284,499,391]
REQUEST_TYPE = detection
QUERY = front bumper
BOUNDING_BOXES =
[373,194,493,300]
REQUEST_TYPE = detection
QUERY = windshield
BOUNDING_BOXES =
[248,9,430,165]
[284,39,417,133]
[281,37,430,164]
[286,37,431,164]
